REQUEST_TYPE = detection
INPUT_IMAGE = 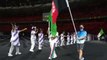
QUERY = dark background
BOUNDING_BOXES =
[0,0,106,34]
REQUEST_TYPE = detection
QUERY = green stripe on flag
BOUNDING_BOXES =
[48,12,57,37]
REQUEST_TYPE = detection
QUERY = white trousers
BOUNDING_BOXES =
[70,39,73,44]
[38,39,43,50]
[60,39,65,46]
[73,39,76,44]
[55,39,59,47]
[30,38,36,51]
[8,43,20,54]
[49,38,57,59]
[67,39,70,45]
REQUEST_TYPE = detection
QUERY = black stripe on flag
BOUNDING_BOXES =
[54,0,68,13]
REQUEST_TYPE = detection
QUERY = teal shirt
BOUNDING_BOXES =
[77,30,87,44]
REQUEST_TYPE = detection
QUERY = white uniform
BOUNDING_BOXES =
[49,35,57,59]
[38,32,44,50]
[29,30,37,52]
[60,33,65,46]
[10,30,20,46]
[55,32,59,47]
[67,34,70,45]
[8,30,21,56]
[70,35,74,44]
[73,34,76,44]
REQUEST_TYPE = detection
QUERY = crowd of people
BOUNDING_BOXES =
[8,24,87,60]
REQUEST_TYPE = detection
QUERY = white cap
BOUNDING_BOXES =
[32,26,36,29]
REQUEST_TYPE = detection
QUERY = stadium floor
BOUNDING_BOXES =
[0,37,107,60]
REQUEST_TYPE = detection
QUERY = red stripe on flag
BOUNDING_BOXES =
[52,1,58,24]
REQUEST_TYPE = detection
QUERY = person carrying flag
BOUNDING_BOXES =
[47,0,68,59]
[48,32,58,59]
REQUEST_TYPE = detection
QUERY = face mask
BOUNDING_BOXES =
[80,28,83,31]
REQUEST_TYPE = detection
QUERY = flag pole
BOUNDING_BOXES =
[65,0,78,36]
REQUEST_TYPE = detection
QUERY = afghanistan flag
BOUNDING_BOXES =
[48,12,57,37]
[48,0,69,59]
[52,0,68,23]
[48,0,68,37]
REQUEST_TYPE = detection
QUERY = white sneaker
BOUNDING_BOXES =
[48,55,57,59]
[8,53,13,57]
[67,44,69,45]
[80,57,84,60]
[48,57,51,59]
[29,49,34,52]
[15,52,22,55]
[53,56,57,59]
[38,48,42,50]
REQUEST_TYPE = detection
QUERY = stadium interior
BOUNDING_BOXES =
[0,0,107,60]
